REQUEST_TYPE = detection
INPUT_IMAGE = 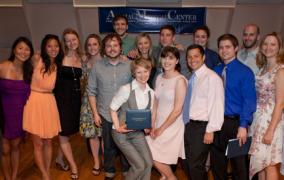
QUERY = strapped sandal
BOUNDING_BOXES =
[70,172,78,179]
[92,167,101,176]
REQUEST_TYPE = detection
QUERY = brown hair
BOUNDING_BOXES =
[84,33,102,57]
[130,58,152,77]
[161,46,181,72]
[193,25,210,38]
[256,32,284,69]
[217,33,239,48]
[160,25,175,36]
[62,28,83,56]
[101,33,122,56]
[112,15,128,25]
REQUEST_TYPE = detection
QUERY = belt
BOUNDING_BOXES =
[190,119,208,124]
[224,115,239,120]
[31,89,53,94]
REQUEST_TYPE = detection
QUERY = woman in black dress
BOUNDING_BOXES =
[54,28,82,179]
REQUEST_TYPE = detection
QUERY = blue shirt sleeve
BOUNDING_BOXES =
[239,69,257,128]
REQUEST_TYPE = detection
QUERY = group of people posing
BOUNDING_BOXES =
[0,14,284,180]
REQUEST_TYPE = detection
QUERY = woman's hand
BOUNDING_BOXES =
[115,124,133,133]
[262,129,274,145]
[150,127,164,139]
[93,113,102,127]
[144,128,151,135]
[127,49,138,60]
[149,128,156,138]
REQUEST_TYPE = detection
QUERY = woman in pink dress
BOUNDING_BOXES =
[249,32,284,180]
[146,46,187,180]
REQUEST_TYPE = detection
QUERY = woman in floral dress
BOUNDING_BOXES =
[79,34,102,175]
[249,32,284,180]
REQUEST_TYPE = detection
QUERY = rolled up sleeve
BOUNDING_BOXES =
[87,66,97,97]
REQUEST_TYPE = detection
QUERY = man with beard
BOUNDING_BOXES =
[87,33,132,179]
[237,24,260,75]
[112,15,135,56]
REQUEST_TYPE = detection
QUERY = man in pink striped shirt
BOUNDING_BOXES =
[183,44,224,180]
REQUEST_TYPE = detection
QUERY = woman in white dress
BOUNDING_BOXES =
[249,32,284,180]
[146,46,187,180]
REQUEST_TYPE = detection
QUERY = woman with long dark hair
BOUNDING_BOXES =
[0,36,33,180]
[23,34,63,180]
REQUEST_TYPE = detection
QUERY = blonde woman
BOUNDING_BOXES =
[54,28,82,179]
[249,32,284,180]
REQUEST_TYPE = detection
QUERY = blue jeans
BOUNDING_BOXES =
[102,117,129,177]
[112,130,153,180]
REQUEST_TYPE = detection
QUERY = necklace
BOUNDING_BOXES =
[71,66,77,81]
[71,66,80,91]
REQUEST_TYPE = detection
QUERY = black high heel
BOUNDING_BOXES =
[92,167,101,176]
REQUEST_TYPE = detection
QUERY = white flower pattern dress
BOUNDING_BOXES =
[249,65,284,179]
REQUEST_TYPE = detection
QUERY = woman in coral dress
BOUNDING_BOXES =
[249,32,284,180]
[23,34,63,180]
[0,36,33,180]
[146,46,187,180]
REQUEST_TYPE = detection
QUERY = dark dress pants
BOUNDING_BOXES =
[211,117,249,180]
[184,121,210,180]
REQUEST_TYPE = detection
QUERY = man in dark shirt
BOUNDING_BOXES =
[152,25,190,80]
[211,33,256,180]
[193,25,221,70]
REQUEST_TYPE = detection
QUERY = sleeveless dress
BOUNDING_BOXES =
[23,60,61,138]
[249,65,284,179]
[0,78,30,139]
[79,62,102,138]
[146,74,185,164]
[54,66,82,136]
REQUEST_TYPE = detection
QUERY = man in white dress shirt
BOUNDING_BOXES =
[182,44,224,180]
[237,23,260,75]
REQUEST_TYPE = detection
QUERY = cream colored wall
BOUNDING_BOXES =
[0,3,283,60]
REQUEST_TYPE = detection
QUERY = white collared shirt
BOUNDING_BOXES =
[189,64,224,133]
[237,47,259,75]
[110,79,154,111]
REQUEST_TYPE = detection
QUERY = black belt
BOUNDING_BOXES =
[190,119,208,124]
[224,115,239,120]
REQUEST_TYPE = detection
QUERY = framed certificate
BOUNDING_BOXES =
[126,109,151,130]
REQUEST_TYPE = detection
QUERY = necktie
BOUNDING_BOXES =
[182,73,196,124]
[222,66,227,87]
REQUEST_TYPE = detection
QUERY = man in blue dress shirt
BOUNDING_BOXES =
[211,34,256,180]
